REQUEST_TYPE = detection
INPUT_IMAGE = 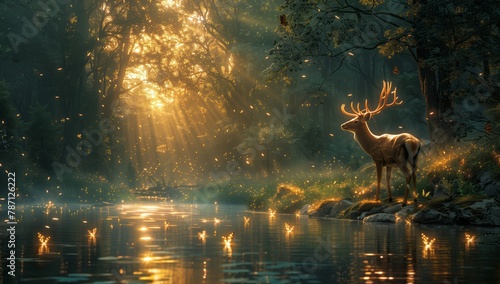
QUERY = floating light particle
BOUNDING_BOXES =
[198,231,206,242]
[465,233,475,245]
[422,233,435,250]
[222,233,234,250]
[269,209,276,218]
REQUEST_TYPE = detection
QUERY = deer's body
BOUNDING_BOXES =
[341,81,420,205]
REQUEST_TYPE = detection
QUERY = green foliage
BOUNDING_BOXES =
[422,144,499,197]
[27,105,61,171]
[178,166,372,211]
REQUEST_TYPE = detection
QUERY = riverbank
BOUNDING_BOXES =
[307,196,500,226]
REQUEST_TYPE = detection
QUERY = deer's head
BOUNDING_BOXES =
[340,112,371,133]
[340,81,401,134]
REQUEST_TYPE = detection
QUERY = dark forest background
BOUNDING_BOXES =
[1,0,499,204]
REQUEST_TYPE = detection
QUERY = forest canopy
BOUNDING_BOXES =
[0,0,499,203]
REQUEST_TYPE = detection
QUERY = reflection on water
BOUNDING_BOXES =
[2,203,500,283]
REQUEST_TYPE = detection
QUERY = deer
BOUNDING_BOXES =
[340,81,421,206]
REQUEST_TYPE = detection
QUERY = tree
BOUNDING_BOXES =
[27,105,61,171]
[269,0,500,148]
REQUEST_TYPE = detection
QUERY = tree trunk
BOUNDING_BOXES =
[61,2,90,153]
[413,0,455,150]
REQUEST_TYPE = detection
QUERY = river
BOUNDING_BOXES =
[2,203,500,283]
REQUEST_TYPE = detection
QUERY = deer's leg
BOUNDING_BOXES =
[375,163,382,201]
[399,165,412,206]
[386,167,393,203]
[411,156,418,194]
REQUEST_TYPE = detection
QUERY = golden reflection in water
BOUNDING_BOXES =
[296,211,300,217]
[244,216,250,225]
[421,233,435,258]
[361,254,396,283]
[406,256,416,284]
[203,261,207,280]
[214,218,220,225]
[37,232,50,255]
[143,254,153,263]
[45,201,55,215]
[285,223,294,234]
[164,221,170,230]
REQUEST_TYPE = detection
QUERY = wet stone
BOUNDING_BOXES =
[363,213,396,223]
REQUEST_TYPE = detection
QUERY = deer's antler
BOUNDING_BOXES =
[341,81,402,117]
[365,81,402,115]
[340,102,359,117]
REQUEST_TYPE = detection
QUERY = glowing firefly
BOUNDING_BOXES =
[38,233,50,246]
[164,221,170,229]
[465,233,475,245]
[38,233,50,254]
[422,233,435,250]
[88,228,97,238]
[244,216,250,224]
[198,230,206,242]
[222,233,234,250]
[269,209,276,218]
[296,211,300,217]
[285,223,294,234]
[214,218,220,225]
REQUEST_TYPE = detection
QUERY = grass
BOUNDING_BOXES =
[18,142,497,209]
[183,143,500,212]
[178,166,381,211]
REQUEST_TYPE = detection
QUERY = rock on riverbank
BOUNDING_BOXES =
[307,196,500,226]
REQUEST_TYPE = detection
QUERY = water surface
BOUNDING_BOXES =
[2,203,500,283]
